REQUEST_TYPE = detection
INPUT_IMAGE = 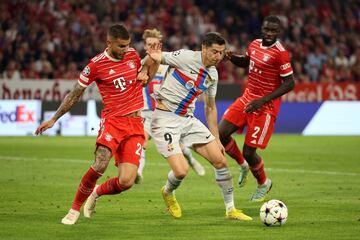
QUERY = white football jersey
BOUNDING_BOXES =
[157,49,218,116]
[142,64,169,111]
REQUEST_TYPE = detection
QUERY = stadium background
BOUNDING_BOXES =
[1,0,359,136]
[1,1,360,240]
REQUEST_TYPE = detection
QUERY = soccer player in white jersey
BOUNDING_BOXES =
[147,32,252,220]
[136,29,205,184]
[219,15,295,202]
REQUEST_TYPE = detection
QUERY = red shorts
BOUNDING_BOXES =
[222,98,275,149]
[96,116,145,166]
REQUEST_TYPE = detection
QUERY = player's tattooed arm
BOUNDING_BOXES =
[226,51,250,68]
[52,83,86,121]
[35,83,85,135]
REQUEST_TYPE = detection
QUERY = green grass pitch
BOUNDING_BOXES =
[0,135,359,239]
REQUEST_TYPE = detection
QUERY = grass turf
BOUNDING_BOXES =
[0,135,359,239]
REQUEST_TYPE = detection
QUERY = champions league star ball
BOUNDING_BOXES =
[259,199,288,226]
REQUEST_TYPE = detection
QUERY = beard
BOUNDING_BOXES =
[262,38,276,46]
[112,50,124,60]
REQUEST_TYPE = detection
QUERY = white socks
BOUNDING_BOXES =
[138,148,146,175]
[182,146,194,164]
[164,171,183,194]
[215,167,235,212]
[240,160,249,168]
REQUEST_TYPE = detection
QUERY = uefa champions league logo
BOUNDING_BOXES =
[82,66,91,76]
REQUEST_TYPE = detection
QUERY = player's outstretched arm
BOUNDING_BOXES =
[35,83,86,135]
[226,51,250,68]
[138,43,162,85]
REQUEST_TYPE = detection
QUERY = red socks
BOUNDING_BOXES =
[250,158,267,185]
[72,167,102,211]
[224,138,267,185]
[96,177,130,196]
[225,138,245,165]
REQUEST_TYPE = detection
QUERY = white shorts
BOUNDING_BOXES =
[151,109,215,157]
[141,110,153,135]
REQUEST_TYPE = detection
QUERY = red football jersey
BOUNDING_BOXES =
[78,48,143,118]
[241,39,293,116]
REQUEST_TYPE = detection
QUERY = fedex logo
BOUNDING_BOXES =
[0,105,35,123]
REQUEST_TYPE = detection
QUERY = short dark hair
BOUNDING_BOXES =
[263,15,281,26]
[108,24,130,40]
[201,32,226,47]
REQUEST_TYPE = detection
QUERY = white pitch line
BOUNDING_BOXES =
[0,155,88,164]
[0,155,169,166]
[265,168,360,176]
[1,155,360,176]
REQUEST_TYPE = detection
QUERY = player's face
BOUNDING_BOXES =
[261,21,280,46]
[202,44,225,67]
[107,37,131,60]
[144,37,161,51]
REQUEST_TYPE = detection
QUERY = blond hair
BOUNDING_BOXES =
[142,28,163,42]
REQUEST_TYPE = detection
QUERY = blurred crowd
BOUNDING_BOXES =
[0,0,359,83]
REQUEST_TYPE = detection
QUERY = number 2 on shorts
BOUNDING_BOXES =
[252,126,260,139]
[135,142,142,156]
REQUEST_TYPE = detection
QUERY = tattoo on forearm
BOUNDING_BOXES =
[53,84,84,121]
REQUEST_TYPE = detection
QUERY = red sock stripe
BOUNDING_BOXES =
[250,159,267,185]
[225,138,245,165]
[96,177,130,196]
[71,167,102,211]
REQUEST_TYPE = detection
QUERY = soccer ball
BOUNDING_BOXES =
[259,199,288,226]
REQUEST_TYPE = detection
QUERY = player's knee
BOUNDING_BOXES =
[212,157,228,169]
[173,168,188,180]
[219,131,229,146]
[118,176,134,189]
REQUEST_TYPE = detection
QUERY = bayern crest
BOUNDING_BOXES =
[263,54,270,62]
[105,133,113,142]
[127,60,136,69]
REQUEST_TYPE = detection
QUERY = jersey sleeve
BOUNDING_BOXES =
[278,50,293,77]
[161,50,188,68]
[246,46,250,56]
[78,61,97,87]
[205,69,218,97]
[133,50,142,71]
[246,40,255,56]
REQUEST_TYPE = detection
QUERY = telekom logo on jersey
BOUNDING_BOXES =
[113,77,127,91]
[0,105,35,123]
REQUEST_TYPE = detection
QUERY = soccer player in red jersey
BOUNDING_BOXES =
[219,16,295,202]
[35,24,160,224]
